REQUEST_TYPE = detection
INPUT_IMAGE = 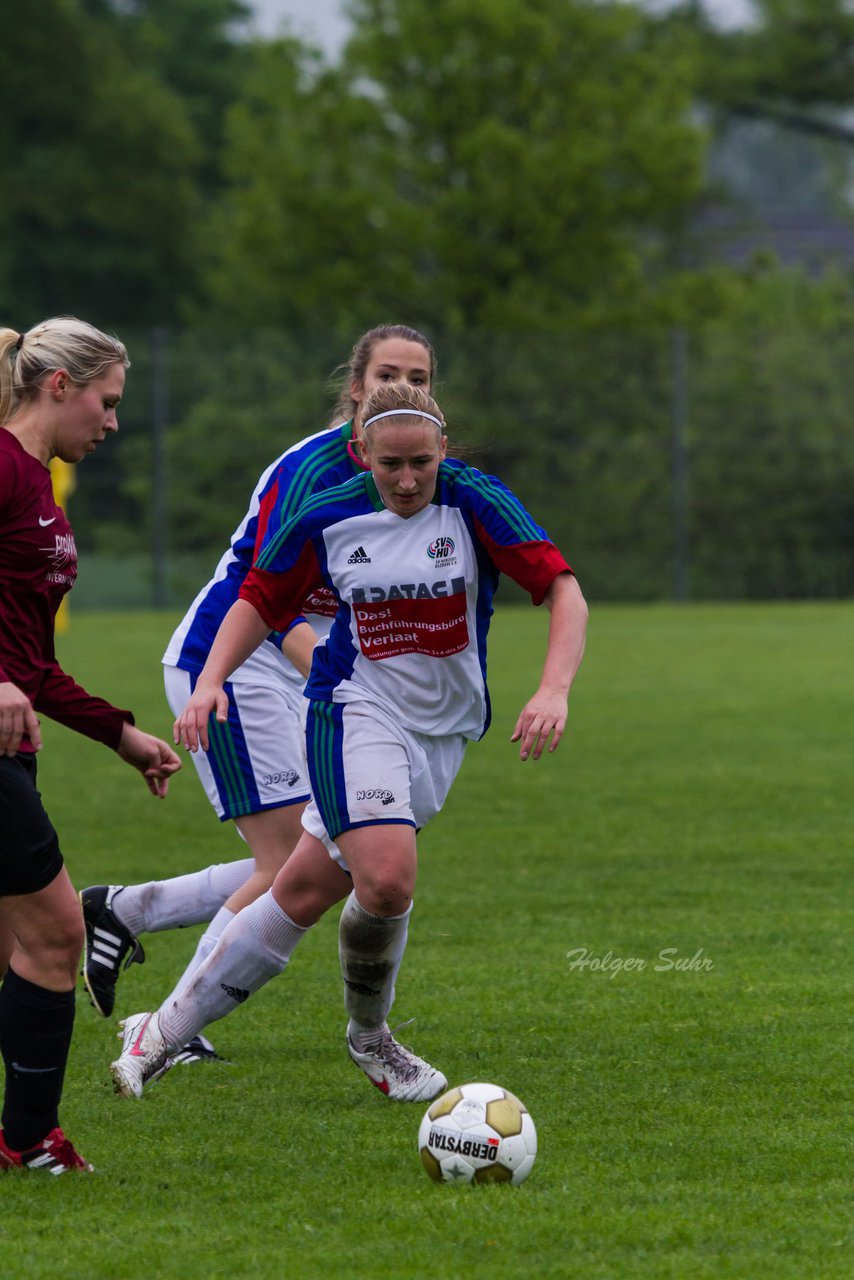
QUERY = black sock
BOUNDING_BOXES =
[0,968,75,1152]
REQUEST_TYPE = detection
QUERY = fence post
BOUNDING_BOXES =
[150,326,169,608]
[670,326,690,602]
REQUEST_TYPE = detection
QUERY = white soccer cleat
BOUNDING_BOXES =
[347,1026,447,1102]
[110,1011,170,1099]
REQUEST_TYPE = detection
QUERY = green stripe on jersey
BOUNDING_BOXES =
[281,433,350,522]
[365,473,385,512]
[256,473,369,570]
[449,464,542,543]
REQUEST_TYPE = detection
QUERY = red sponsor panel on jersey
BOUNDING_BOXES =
[353,593,470,660]
[301,585,338,617]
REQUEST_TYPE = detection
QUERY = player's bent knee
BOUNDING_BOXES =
[274,876,340,927]
[50,910,85,967]
[17,919,83,987]
[352,876,412,918]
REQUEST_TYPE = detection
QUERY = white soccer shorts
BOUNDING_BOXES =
[164,665,312,820]
[300,696,466,868]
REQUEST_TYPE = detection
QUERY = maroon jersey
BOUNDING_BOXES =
[0,429,133,751]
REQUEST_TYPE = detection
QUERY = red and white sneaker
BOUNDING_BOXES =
[0,1127,94,1174]
[347,1023,447,1102]
[110,1010,170,1098]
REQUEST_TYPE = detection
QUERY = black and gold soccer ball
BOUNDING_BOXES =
[418,1082,537,1185]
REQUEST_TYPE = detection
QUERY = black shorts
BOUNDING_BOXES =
[0,754,64,896]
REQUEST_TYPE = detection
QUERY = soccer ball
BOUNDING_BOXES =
[418,1082,537,1185]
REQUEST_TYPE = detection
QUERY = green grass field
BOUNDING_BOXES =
[4,604,852,1279]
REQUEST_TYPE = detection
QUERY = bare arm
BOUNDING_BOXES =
[280,620,318,681]
[173,598,271,752]
[511,573,588,761]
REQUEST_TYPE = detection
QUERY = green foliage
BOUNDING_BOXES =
[195,39,428,334]
[6,604,853,1278]
[343,0,703,330]
[64,292,854,607]
[197,0,705,333]
[690,0,854,108]
[4,0,854,604]
[0,0,203,326]
[159,329,345,550]
[436,328,675,601]
[116,0,253,168]
[687,268,854,598]
[667,1,854,233]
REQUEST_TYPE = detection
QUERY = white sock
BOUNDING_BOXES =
[158,890,309,1050]
[339,893,411,1048]
[111,859,255,934]
[163,906,236,1011]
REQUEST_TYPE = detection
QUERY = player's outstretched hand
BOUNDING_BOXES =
[511,687,568,762]
[0,681,42,755]
[173,682,229,753]
[118,723,182,797]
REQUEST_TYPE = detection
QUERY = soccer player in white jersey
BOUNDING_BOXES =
[78,328,435,1055]
[110,382,588,1103]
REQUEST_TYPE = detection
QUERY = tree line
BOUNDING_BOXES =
[3,0,854,601]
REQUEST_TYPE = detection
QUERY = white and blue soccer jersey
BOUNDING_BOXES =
[240,458,572,741]
[162,422,363,689]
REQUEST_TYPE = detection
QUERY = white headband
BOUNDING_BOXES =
[363,407,444,429]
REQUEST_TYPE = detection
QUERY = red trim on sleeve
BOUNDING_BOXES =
[473,516,572,604]
[240,541,325,632]
[253,476,280,559]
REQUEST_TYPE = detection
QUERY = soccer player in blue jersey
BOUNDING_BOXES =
[0,318,181,1173]
[80,327,436,1046]
[110,381,588,1104]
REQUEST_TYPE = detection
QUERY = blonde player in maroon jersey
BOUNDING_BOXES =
[0,318,181,1174]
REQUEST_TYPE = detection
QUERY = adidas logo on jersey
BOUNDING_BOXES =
[348,546,371,564]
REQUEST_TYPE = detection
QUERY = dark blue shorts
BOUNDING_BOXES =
[0,754,64,896]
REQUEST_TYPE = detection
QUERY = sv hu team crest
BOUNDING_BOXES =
[427,536,455,561]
